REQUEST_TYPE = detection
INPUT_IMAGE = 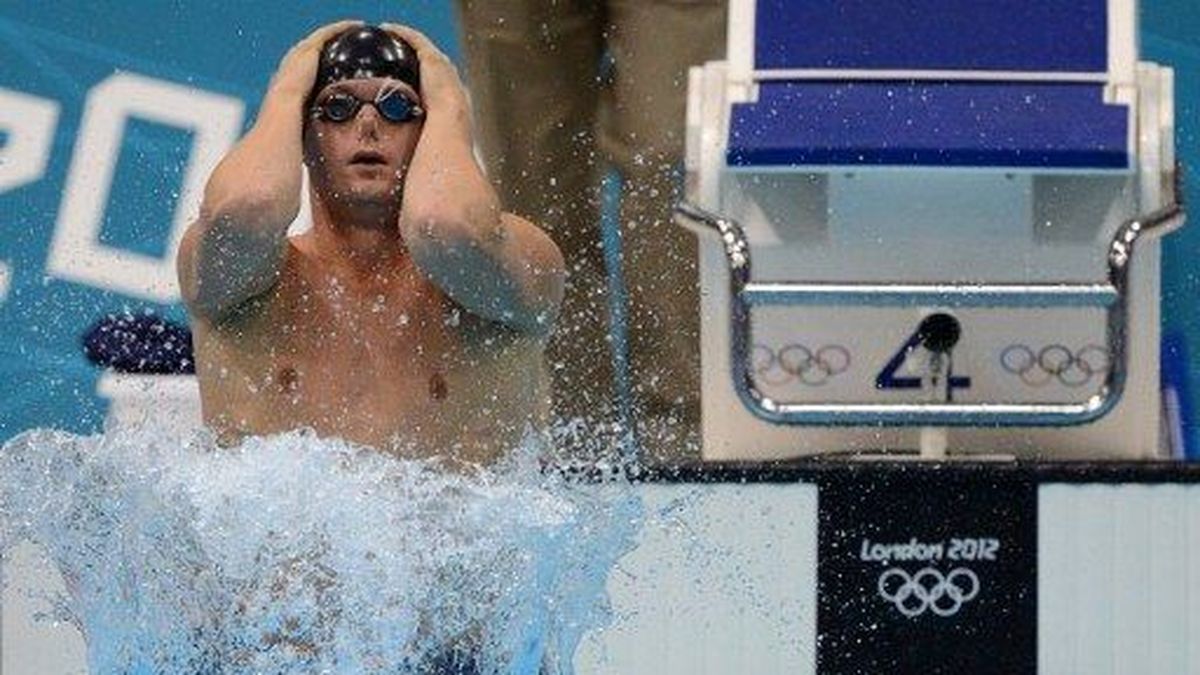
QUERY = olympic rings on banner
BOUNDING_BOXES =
[877,567,980,618]
[999,344,1109,388]
[753,343,851,386]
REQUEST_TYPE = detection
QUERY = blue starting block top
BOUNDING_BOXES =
[727,82,1130,170]
[754,0,1108,73]
[733,0,1126,170]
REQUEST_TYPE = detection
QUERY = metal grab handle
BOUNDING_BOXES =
[674,195,1185,427]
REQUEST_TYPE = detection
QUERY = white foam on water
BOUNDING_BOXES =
[0,424,641,674]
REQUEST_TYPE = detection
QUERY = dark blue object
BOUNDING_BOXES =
[727,81,1129,169]
[755,0,1107,72]
[310,25,421,105]
[82,312,195,375]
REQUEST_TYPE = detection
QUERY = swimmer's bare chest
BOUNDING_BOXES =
[192,243,548,458]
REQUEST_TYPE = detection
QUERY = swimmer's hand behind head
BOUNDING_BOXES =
[270,20,363,99]
[379,24,468,119]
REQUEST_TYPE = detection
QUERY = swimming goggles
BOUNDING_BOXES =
[313,86,424,124]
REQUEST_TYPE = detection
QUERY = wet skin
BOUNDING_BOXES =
[189,76,552,464]
[191,240,549,464]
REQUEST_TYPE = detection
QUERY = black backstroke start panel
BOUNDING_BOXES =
[816,469,1037,675]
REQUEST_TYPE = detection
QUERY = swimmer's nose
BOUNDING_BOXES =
[356,106,381,142]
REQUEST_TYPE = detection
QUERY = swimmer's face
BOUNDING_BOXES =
[304,78,424,210]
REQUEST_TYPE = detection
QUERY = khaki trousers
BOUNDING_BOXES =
[455,0,726,460]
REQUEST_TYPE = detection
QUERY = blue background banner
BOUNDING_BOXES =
[1,2,1199,451]
[0,3,459,436]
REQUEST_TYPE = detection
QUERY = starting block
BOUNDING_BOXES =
[677,0,1185,460]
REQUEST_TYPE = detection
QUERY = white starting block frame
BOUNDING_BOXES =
[679,0,1186,460]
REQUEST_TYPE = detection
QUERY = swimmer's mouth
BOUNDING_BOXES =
[350,151,388,166]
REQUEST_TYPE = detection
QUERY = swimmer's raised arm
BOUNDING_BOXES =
[178,21,359,323]
[383,24,566,337]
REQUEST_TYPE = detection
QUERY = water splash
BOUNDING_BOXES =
[0,424,640,674]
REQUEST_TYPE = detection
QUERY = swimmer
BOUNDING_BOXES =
[177,22,565,463]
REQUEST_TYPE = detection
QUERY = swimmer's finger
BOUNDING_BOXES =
[273,20,361,93]
[379,23,427,48]
[378,22,421,43]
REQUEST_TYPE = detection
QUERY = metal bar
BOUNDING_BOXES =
[751,399,1109,427]
[673,195,1185,427]
[743,282,1118,309]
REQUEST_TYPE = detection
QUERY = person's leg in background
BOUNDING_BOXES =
[600,0,727,463]
[455,1,623,445]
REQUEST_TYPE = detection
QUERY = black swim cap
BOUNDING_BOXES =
[309,25,420,105]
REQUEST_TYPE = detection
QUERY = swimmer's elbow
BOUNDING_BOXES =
[471,263,563,337]
[177,253,241,324]
[517,309,560,339]
[504,217,565,336]
[177,208,287,323]
[513,259,565,338]
[529,299,564,338]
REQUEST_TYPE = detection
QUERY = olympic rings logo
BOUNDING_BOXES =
[753,343,851,386]
[999,344,1109,388]
[877,567,980,618]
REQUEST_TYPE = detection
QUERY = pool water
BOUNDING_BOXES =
[0,424,640,674]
